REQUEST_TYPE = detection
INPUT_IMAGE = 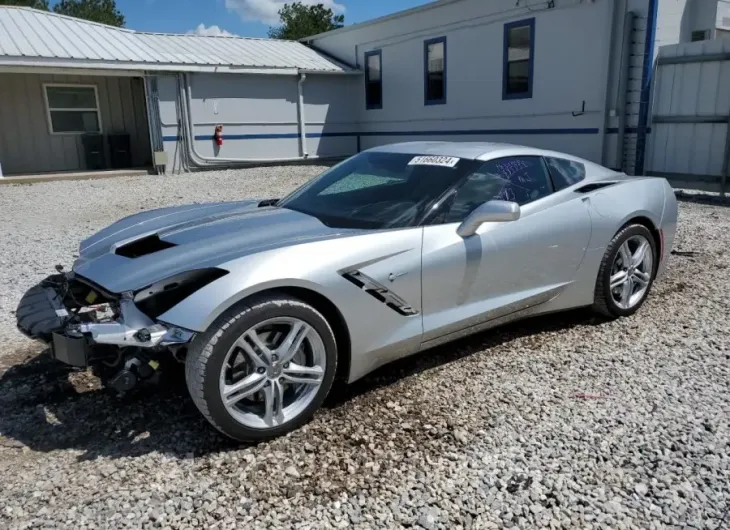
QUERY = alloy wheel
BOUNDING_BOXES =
[219,317,326,429]
[609,234,653,310]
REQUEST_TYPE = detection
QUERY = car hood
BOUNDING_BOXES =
[72,200,357,293]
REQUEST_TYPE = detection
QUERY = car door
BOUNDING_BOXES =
[420,155,592,344]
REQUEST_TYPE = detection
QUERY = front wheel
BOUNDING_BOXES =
[185,295,337,442]
[593,224,657,318]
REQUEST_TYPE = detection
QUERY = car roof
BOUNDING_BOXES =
[368,141,619,178]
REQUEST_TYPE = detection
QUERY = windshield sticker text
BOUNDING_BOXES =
[408,156,460,168]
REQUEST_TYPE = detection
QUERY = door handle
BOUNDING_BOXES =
[388,271,408,282]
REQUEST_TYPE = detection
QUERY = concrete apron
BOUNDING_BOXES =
[0,168,153,185]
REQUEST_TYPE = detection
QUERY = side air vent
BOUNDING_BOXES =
[575,182,618,193]
[341,270,419,316]
[115,235,177,258]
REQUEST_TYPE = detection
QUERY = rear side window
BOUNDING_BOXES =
[545,157,586,190]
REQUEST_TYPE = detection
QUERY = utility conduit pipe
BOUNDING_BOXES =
[298,73,308,158]
[179,72,318,167]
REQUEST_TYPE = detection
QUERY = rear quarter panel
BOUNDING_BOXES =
[560,177,669,308]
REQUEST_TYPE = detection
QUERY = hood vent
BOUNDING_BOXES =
[116,234,177,258]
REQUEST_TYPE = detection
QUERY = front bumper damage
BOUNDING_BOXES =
[16,273,194,392]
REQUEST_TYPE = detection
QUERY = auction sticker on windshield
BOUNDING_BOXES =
[408,155,460,168]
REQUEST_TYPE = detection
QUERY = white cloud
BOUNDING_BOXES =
[188,23,237,37]
[224,0,345,27]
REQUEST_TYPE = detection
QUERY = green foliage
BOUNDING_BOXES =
[268,2,344,40]
[53,0,125,27]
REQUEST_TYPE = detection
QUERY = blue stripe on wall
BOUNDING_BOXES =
[605,127,652,134]
[162,126,600,143]
[360,127,599,137]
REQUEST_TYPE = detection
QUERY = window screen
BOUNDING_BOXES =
[45,85,101,134]
[545,157,586,190]
[503,19,535,99]
[424,37,446,104]
[365,50,382,110]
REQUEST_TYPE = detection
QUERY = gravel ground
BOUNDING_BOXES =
[0,169,728,530]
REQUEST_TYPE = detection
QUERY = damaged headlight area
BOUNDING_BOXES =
[16,268,226,395]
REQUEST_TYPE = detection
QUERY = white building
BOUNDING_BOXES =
[0,1,726,178]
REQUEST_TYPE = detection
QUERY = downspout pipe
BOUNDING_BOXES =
[298,72,308,158]
[616,11,635,173]
[635,0,659,175]
[599,0,622,168]
[180,72,318,167]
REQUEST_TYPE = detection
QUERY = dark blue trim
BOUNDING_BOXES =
[502,17,535,100]
[161,127,600,143]
[424,36,447,106]
[635,0,658,175]
[364,49,382,110]
[356,134,361,153]
[606,127,652,134]
[359,127,598,137]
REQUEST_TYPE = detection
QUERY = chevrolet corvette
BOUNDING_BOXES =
[16,142,678,441]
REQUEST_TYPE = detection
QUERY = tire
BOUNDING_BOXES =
[592,224,658,318]
[185,294,337,442]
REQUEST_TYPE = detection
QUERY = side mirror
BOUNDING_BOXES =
[456,200,520,237]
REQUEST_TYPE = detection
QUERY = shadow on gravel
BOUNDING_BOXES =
[0,310,601,461]
[675,190,730,207]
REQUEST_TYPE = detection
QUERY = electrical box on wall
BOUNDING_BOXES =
[153,151,168,166]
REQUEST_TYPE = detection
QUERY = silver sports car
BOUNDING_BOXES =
[16,142,678,441]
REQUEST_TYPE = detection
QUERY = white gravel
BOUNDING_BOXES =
[1,169,729,530]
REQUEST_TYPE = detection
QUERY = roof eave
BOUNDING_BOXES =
[0,56,356,75]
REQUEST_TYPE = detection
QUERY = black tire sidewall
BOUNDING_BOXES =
[600,225,657,317]
[198,298,337,442]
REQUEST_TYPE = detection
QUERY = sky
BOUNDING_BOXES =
[101,0,433,37]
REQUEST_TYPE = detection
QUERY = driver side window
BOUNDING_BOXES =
[442,156,553,223]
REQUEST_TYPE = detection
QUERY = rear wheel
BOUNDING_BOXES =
[185,295,337,442]
[593,224,657,318]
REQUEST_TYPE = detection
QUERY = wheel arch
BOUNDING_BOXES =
[619,215,662,266]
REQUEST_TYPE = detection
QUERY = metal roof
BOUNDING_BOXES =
[0,7,355,74]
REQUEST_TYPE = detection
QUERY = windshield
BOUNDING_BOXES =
[277,151,480,229]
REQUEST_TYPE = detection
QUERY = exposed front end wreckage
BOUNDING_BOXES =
[16,268,210,395]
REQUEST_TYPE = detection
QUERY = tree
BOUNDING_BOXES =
[53,0,125,27]
[0,0,50,9]
[268,2,344,40]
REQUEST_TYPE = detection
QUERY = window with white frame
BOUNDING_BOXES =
[44,84,102,134]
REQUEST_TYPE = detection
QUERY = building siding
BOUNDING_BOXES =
[0,72,151,175]
[157,72,359,173]
[309,0,662,171]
